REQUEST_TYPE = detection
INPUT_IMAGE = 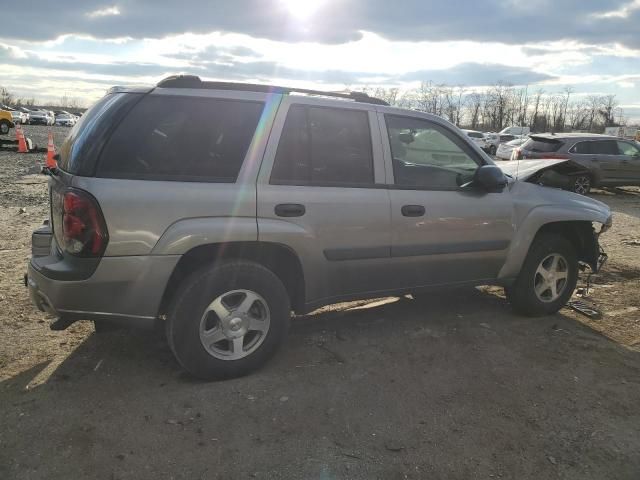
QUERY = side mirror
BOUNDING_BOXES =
[475,165,508,193]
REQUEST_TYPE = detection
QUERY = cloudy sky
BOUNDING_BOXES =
[1,0,639,121]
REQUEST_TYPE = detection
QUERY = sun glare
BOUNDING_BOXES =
[280,0,323,20]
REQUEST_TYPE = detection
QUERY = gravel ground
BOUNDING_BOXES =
[1,125,639,479]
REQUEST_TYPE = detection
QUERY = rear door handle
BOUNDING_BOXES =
[275,203,306,217]
[401,205,425,217]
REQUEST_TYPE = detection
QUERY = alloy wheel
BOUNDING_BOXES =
[533,253,569,303]
[198,289,270,360]
[573,176,591,195]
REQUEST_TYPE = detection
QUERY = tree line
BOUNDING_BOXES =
[361,82,627,133]
[2,82,630,133]
[0,86,84,110]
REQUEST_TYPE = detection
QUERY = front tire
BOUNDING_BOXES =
[0,120,10,135]
[489,145,497,155]
[167,261,291,380]
[506,234,578,316]
[571,175,591,195]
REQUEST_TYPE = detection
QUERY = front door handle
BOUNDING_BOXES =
[275,203,306,217]
[401,205,425,217]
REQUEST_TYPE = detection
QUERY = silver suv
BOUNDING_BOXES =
[26,75,612,379]
[514,133,640,194]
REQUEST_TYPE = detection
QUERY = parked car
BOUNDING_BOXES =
[462,129,490,152]
[29,109,55,126]
[26,75,611,380]
[500,126,530,136]
[0,105,27,125]
[54,112,77,127]
[513,133,640,194]
[485,133,519,155]
[496,138,528,160]
[0,108,14,135]
[16,107,32,124]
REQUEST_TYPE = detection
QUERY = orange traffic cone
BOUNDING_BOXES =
[16,124,28,153]
[46,130,57,168]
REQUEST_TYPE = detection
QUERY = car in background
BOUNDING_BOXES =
[500,126,530,136]
[462,129,490,152]
[513,133,640,194]
[54,111,77,127]
[0,104,28,125]
[496,137,527,160]
[485,133,519,155]
[16,107,32,124]
[0,108,14,135]
[29,109,54,126]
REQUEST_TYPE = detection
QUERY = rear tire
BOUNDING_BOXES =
[167,260,291,380]
[506,234,578,316]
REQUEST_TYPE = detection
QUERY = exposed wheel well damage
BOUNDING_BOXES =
[157,242,305,317]
[535,221,600,271]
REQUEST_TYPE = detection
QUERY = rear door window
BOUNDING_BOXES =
[270,105,374,186]
[591,140,619,155]
[98,96,264,182]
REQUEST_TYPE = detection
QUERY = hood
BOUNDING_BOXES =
[497,159,578,181]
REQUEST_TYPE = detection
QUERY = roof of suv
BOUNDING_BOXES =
[529,133,617,140]
[150,74,390,106]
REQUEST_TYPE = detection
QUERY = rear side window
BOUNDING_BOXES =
[270,105,374,186]
[570,141,592,154]
[467,132,484,138]
[98,96,264,182]
[522,137,562,153]
[58,93,142,175]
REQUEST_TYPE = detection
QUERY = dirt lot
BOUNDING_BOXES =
[1,125,639,479]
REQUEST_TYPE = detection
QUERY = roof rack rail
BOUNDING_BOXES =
[156,75,389,106]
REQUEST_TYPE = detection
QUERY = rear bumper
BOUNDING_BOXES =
[27,251,180,329]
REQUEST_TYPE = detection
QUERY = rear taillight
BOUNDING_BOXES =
[60,189,108,256]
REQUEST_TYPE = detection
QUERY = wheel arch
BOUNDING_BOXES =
[499,204,606,281]
[158,241,306,317]
[535,221,599,270]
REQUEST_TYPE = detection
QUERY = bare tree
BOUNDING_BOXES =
[0,87,15,106]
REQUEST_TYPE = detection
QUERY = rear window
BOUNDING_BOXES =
[58,93,142,175]
[97,96,264,182]
[522,137,562,153]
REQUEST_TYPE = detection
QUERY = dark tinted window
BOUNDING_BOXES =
[98,96,264,182]
[571,141,592,154]
[522,137,562,153]
[591,140,619,155]
[467,131,484,138]
[270,105,374,186]
[386,115,479,189]
[500,134,515,142]
[58,93,142,175]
